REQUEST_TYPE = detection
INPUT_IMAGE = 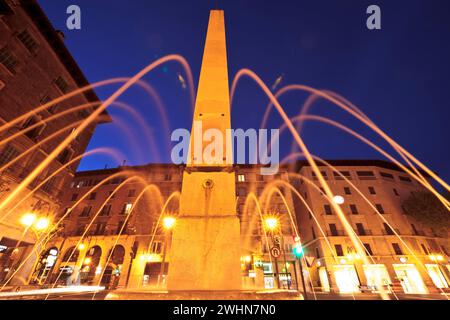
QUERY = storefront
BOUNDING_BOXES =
[318,267,330,292]
[393,264,427,294]
[425,264,449,289]
[363,264,391,290]
[333,264,360,293]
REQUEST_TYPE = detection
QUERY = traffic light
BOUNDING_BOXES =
[293,244,304,258]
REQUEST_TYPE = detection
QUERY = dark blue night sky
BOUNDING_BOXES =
[38,0,450,185]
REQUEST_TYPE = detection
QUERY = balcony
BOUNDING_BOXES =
[326,230,346,237]
[382,228,400,236]
[355,229,373,236]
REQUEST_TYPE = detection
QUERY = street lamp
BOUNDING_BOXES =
[263,216,282,289]
[159,216,176,288]
[333,195,345,205]
[20,213,37,228]
[163,216,176,230]
[34,217,50,231]
[264,216,279,232]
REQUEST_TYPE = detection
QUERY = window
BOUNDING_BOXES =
[319,187,325,195]
[41,178,54,194]
[311,227,316,239]
[421,244,429,255]
[334,244,344,256]
[324,204,332,215]
[57,147,73,165]
[375,204,385,214]
[70,193,79,201]
[117,220,127,235]
[17,30,38,54]
[163,174,172,181]
[315,247,321,258]
[392,243,403,255]
[151,241,162,254]
[128,189,136,197]
[363,243,373,256]
[237,187,246,197]
[100,204,111,216]
[108,190,116,199]
[411,224,418,235]
[88,192,96,200]
[0,46,18,74]
[54,76,69,93]
[356,223,366,236]
[21,115,44,140]
[75,225,86,236]
[383,223,394,235]
[94,223,106,235]
[238,174,245,182]
[380,172,394,180]
[121,203,132,215]
[334,171,351,180]
[393,188,399,196]
[39,95,59,114]
[80,206,92,217]
[349,204,358,215]
[357,171,375,180]
[0,145,20,166]
[368,186,376,195]
[312,171,328,180]
[344,187,351,195]
[399,176,412,183]
[329,223,338,236]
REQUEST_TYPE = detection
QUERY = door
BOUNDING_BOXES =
[333,265,360,293]
[393,264,427,294]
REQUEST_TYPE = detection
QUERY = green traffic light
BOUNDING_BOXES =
[293,245,304,258]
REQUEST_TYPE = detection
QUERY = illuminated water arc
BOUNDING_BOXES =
[0,55,192,215]
[241,192,273,265]
[0,147,123,224]
[277,114,450,209]
[0,170,143,290]
[231,68,389,299]
[145,191,181,257]
[45,175,151,298]
[91,183,163,298]
[0,102,100,148]
[257,81,449,193]
[259,179,339,264]
[0,118,102,174]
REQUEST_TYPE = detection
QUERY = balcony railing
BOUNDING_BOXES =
[355,229,373,236]
[327,230,346,236]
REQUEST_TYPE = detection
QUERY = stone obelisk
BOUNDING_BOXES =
[167,10,242,291]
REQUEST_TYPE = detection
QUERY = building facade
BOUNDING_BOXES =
[30,164,299,290]
[0,0,109,284]
[291,160,449,295]
[28,160,450,295]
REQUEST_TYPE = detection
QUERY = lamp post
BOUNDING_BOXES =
[264,216,281,289]
[159,216,176,288]
[293,238,308,300]
[6,213,50,284]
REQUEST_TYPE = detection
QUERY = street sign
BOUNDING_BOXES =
[270,246,281,258]
[305,256,315,267]
[273,235,281,245]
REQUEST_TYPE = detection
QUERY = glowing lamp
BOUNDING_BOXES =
[163,216,176,230]
[333,195,345,205]
[20,213,37,227]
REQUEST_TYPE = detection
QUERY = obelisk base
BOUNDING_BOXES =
[167,215,241,291]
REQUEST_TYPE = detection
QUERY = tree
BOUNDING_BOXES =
[402,191,450,235]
